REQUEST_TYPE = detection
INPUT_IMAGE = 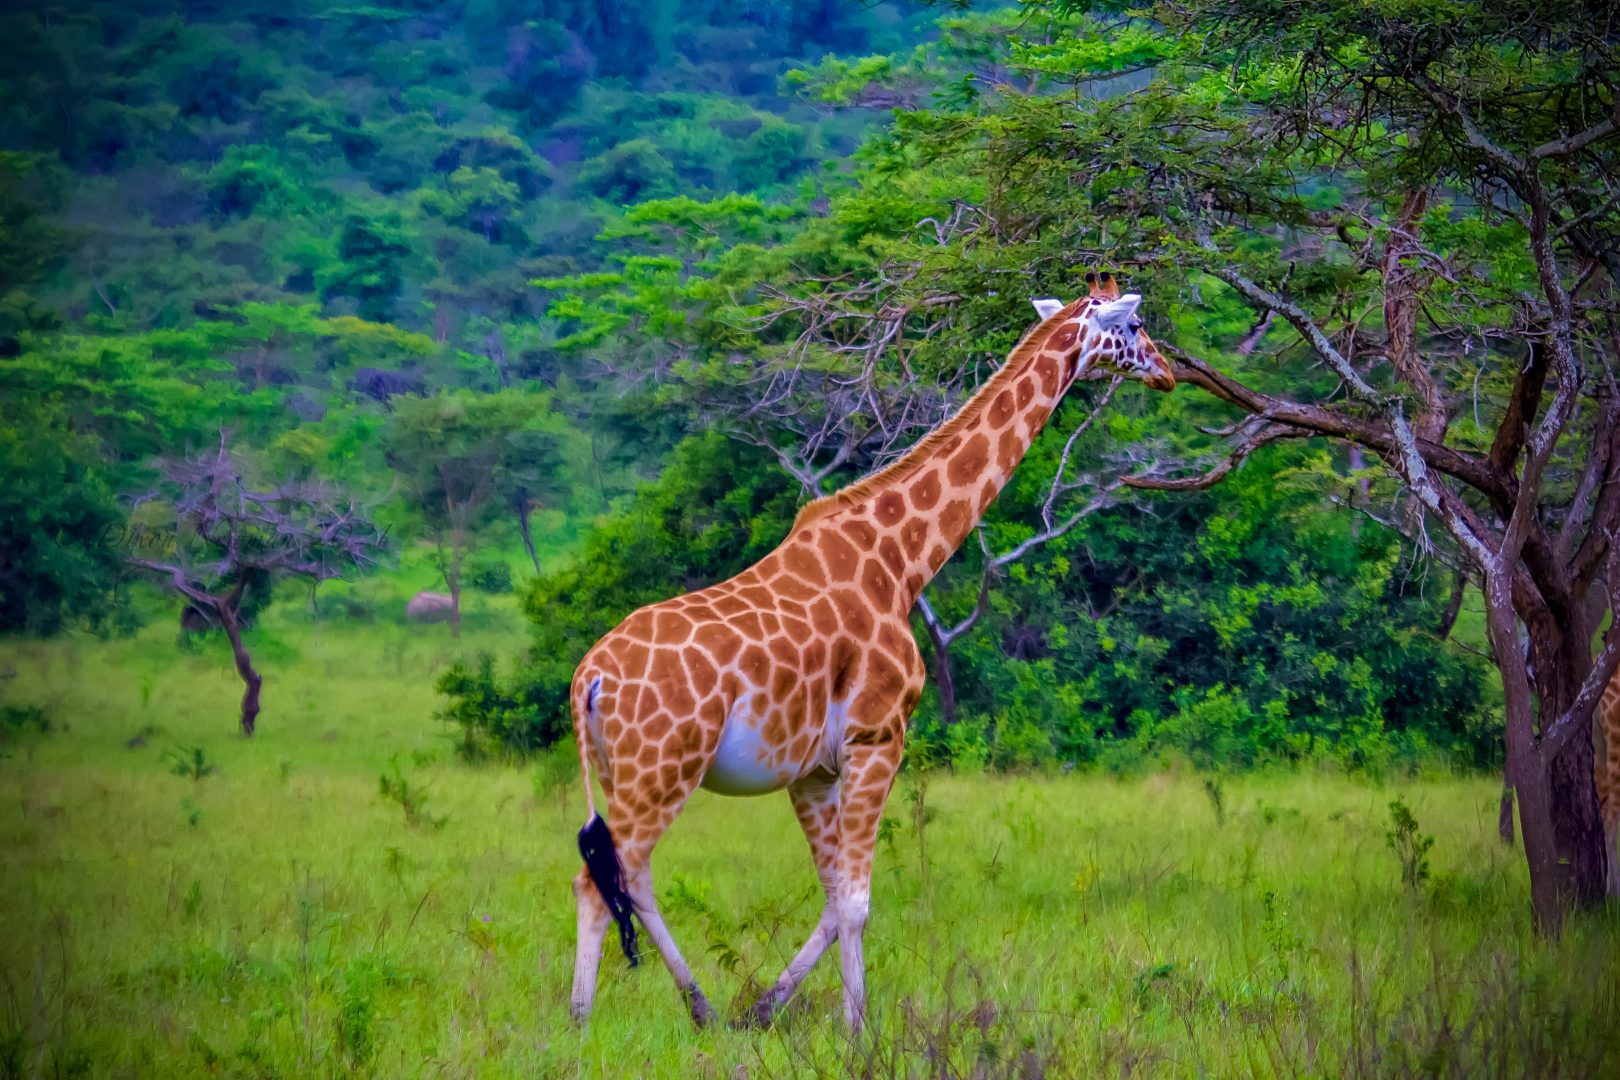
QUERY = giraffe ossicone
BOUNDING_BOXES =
[563,271,1177,1033]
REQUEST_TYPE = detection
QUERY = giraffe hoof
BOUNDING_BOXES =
[684,985,717,1028]
[731,998,776,1030]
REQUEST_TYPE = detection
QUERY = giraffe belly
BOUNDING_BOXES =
[700,711,798,796]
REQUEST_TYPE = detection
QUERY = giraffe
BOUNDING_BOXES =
[1599,666,1620,894]
[565,272,1177,1033]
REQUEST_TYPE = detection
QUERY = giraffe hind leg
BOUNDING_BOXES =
[599,695,727,1026]
[622,857,717,1026]
[577,814,638,965]
[579,669,725,1025]
[570,868,612,1022]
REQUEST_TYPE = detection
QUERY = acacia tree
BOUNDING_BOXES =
[383,390,571,636]
[872,0,1617,923]
[128,435,388,735]
[1129,0,1620,927]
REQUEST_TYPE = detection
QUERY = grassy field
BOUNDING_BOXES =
[2,613,1617,1078]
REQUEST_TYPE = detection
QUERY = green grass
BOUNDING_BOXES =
[1,616,1617,1078]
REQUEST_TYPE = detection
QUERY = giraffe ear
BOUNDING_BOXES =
[1094,293,1141,326]
[1031,298,1065,320]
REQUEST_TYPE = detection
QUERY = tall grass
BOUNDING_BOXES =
[1,618,1616,1077]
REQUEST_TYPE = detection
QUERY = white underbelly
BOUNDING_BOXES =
[700,709,797,796]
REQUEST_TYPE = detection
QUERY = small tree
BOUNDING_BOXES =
[382,390,571,635]
[128,435,388,735]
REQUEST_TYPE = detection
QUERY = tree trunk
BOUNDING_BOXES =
[1508,733,1605,930]
[448,547,463,640]
[1512,755,1567,930]
[1543,722,1607,906]
[514,487,541,574]
[1483,573,1613,932]
[1487,576,1609,931]
[219,607,263,737]
[1533,616,1610,914]
[1436,568,1467,642]
[1497,786,1515,846]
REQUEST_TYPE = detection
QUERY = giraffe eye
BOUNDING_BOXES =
[1127,318,1143,333]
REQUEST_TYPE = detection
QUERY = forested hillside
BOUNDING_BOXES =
[0,0,925,629]
[2,0,1537,776]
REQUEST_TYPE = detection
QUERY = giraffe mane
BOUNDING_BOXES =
[789,299,1085,532]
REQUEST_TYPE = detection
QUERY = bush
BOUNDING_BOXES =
[463,553,513,594]
[944,719,990,774]
[0,703,54,745]
[435,652,560,760]
[1140,685,1267,771]
[1386,796,1434,890]
[990,710,1056,771]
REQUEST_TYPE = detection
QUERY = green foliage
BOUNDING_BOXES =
[377,756,446,829]
[382,389,582,609]
[0,703,54,746]
[0,151,69,348]
[1386,796,1435,891]
[322,214,413,322]
[435,652,555,761]
[0,425,126,634]
[165,745,218,781]
[462,553,513,594]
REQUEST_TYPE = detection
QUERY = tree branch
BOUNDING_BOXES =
[1122,423,1304,491]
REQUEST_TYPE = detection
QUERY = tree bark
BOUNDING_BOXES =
[1497,786,1515,846]
[218,606,263,737]
[1545,731,1607,904]
[1489,576,1610,931]
[1532,612,1610,912]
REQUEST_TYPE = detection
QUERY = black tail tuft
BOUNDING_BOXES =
[578,814,639,967]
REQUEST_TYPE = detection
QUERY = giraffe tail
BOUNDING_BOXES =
[578,816,639,967]
[574,673,639,967]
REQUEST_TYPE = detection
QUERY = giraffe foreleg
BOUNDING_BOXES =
[834,736,903,1035]
[741,772,842,1027]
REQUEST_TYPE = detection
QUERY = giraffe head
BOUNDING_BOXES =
[1031,271,1176,392]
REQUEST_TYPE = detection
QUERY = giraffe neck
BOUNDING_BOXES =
[790,315,1079,613]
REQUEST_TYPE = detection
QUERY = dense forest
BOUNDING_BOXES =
[5,1,1619,916]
